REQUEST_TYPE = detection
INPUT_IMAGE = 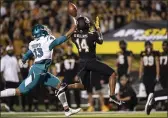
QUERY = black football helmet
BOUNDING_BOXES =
[119,40,127,51]
[145,40,152,47]
[76,16,90,31]
[162,40,168,52]
[145,40,153,53]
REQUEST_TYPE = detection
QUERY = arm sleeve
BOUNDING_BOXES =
[49,36,67,51]
[22,50,34,62]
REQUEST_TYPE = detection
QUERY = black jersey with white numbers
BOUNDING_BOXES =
[53,57,64,77]
[160,51,168,75]
[62,52,78,78]
[71,30,102,60]
[117,50,133,76]
[140,50,159,75]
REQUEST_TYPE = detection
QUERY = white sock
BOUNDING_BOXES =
[0,89,16,97]
[58,92,68,108]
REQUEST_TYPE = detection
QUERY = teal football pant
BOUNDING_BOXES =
[18,65,60,94]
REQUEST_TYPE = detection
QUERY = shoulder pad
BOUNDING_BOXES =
[29,41,34,45]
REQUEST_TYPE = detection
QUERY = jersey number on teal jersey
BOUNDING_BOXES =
[33,48,43,58]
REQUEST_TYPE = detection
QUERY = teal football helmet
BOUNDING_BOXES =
[32,24,51,38]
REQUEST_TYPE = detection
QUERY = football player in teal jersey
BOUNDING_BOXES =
[0,23,81,117]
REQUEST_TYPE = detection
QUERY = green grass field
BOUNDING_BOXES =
[1,111,167,118]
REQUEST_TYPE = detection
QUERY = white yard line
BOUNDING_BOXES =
[1,111,167,115]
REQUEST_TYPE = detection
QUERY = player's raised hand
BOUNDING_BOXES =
[94,16,100,30]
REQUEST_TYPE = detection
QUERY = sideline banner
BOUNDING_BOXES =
[103,20,167,41]
[73,41,162,54]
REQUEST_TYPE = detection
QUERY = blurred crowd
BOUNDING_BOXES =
[0,0,167,112]
[0,0,167,56]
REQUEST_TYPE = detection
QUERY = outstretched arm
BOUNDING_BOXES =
[22,50,34,63]
[95,29,103,44]
[49,24,76,51]
[49,36,67,51]
[94,16,103,44]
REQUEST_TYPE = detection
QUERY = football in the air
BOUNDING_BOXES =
[68,2,77,17]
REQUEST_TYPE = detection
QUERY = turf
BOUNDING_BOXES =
[1,111,167,118]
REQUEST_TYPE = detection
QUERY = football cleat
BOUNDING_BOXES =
[55,83,68,97]
[87,106,94,112]
[65,108,81,117]
[145,93,154,115]
[109,95,124,105]
[101,105,109,112]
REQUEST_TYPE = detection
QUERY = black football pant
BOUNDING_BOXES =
[159,74,168,89]
[87,71,102,94]
[143,75,156,96]
[66,89,81,108]
[78,59,114,91]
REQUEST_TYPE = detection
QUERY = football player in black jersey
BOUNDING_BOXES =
[145,40,168,115]
[67,16,123,105]
[139,41,160,96]
[62,43,81,108]
[117,40,133,81]
[159,40,168,89]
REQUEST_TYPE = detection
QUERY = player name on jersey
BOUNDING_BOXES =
[74,34,88,38]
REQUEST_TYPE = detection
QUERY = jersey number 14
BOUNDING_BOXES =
[76,39,89,52]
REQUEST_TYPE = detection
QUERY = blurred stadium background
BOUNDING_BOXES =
[0,0,167,117]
